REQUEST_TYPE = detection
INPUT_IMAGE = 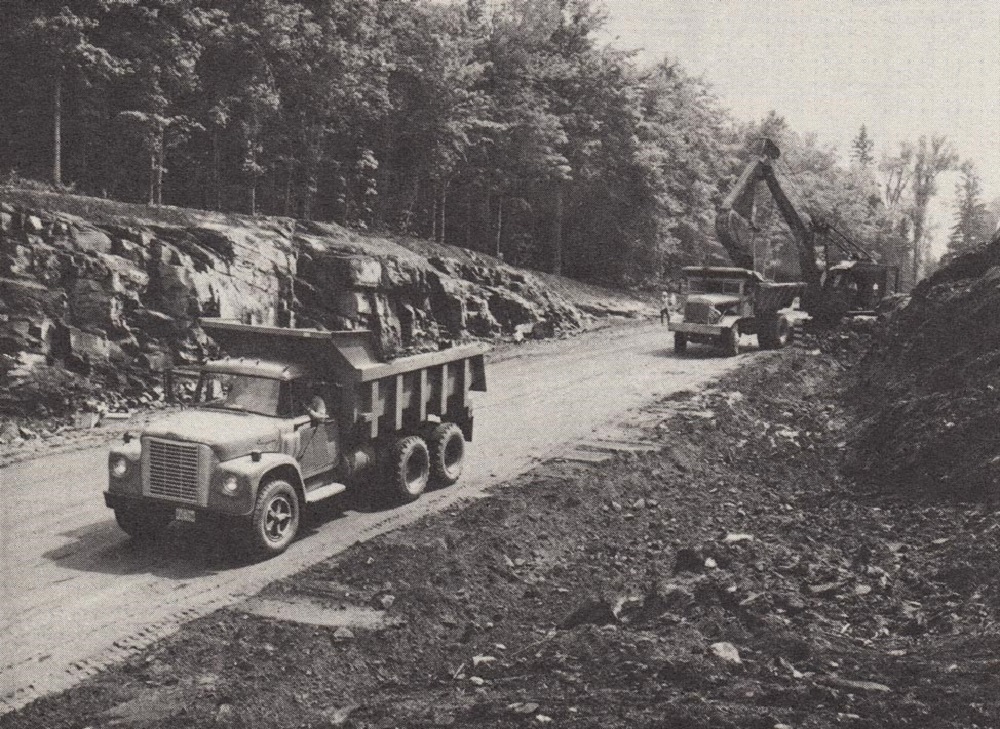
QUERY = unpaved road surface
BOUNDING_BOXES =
[0,322,743,712]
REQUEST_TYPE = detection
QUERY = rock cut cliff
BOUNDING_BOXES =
[0,189,651,416]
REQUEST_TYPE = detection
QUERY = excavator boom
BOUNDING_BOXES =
[715,138,822,285]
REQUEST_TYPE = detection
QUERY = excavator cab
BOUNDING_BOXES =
[822,261,899,316]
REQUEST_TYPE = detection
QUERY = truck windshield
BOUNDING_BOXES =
[199,374,283,417]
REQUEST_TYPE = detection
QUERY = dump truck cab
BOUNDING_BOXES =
[105,321,487,556]
[669,267,804,356]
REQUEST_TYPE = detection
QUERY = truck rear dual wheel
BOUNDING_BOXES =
[427,422,465,486]
[386,435,431,503]
[759,318,792,350]
[249,479,300,557]
[114,507,173,541]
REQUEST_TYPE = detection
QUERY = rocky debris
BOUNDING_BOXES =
[708,641,742,664]
[848,228,1000,498]
[19,330,996,728]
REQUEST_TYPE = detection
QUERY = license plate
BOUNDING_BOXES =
[175,508,196,523]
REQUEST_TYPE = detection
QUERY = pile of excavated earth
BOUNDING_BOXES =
[7,272,1000,727]
[0,189,652,438]
[849,228,1000,499]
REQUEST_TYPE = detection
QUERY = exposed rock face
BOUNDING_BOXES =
[0,190,649,415]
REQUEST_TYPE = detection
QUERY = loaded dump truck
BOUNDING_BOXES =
[670,267,804,356]
[104,319,487,556]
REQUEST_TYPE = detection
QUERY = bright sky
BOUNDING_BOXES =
[599,0,1000,254]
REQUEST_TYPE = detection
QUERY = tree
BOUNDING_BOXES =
[878,136,957,287]
[909,135,958,282]
[947,162,993,257]
[11,1,129,186]
[851,124,875,167]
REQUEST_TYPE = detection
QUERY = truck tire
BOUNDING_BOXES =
[249,479,300,556]
[722,325,741,356]
[114,507,173,541]
[427,422,465,486]
[673,332,687,354]
[773,318,792,348]
[759,317,791,350]
[385,435,431,503]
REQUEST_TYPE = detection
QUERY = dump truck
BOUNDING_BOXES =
[104,319,488,556]
[670,267,804,356]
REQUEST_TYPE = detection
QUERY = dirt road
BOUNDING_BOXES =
[0,321,743,713]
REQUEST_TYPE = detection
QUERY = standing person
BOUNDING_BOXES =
[660,291,671,324]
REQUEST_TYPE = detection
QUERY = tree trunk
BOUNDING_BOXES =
[431,191,438,243]
[53,73,63,186]
[912,220,924,285]
[148,146,156,205]
[495,197,503,258]
[552,183,563,275]
[213,130,221,210]
[154,127,165,205]
[283,161,293,216]
[440,181,448,246]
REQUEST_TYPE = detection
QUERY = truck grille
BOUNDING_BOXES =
[147,440,201,503]
[684,302,719,324]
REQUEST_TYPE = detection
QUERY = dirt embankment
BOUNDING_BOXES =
[7,331,1000,729]
[0,189,652,433]
[848,229,1000,499]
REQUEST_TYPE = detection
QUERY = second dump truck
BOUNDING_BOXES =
[670,267,803,356]
[105,320,487,556]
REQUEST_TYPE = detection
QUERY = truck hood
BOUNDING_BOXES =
[143,409,283,460]
[687,293,742,308]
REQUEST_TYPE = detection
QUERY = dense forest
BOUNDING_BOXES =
[0,0,984,287]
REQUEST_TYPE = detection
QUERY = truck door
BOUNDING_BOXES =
[290,379,340,479]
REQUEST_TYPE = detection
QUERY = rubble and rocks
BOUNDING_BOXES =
[10,340,1000,728]
[849,228,1000,498]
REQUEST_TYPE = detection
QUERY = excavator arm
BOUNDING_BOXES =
[714,139,823,286]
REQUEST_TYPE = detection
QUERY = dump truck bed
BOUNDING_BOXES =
[754,281,805,313]
[200,319,488,438]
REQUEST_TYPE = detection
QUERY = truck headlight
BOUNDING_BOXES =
[222,475,240,495]
[111,457,129,478]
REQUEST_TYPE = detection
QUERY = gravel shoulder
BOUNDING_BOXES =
[6,331,999,729]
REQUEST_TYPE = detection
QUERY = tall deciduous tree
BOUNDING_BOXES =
[909,135,958,282]
[10,1,129,186]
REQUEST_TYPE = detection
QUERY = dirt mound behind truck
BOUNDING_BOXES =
[848,229,1000,498]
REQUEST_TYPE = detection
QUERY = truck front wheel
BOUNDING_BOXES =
[428,422,465,486]
[114,507,173,541]
[673,332,687,354]
[250,479,300,556]
[386,435,431,503]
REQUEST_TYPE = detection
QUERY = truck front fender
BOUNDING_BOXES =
[208,453,304,517]
[718,315,746,331]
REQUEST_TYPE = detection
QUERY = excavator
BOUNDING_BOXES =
[669,139,898,355]
[715,137,898,323]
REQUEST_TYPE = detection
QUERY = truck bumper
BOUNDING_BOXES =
[669,322,724,336]
[104,492,242,523]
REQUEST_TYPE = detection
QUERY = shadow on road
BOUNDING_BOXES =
[39,489,402,578]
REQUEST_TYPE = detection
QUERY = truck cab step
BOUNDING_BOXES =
[305,482,347,504]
